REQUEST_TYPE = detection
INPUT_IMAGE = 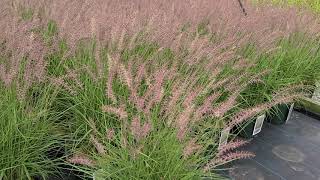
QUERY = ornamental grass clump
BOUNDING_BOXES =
[55,35,256,179]
[239,33,320,109]
[0,19,62,180]
[59,29,303,179]
[0,84,61,180]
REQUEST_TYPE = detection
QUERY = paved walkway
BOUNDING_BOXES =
[225,111,320,180]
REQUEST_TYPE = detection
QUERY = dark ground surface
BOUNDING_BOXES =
[224,110,320,180]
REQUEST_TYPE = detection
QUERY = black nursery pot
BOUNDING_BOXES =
[34,144,83,180]
[233,114,266,139]
[267,104,292,125]
[237,119,256,139]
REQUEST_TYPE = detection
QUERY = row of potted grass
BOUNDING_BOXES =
[236,0,320,138]
[1,1,320,179]
[234,103,295,139]
[233,30,320,137]
[1,23,304,179]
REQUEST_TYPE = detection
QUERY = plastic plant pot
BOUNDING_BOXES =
[296,97,320,117]
[267,103,294,125]
[234,114,266,139]
[237,119,255,139]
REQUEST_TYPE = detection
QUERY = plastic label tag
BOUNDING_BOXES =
[253,114,266,136]
[312,81,320,103]
[285,103,295,123]
[219,128,230,149]
[93,169,104,180]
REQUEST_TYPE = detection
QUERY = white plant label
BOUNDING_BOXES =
[93,169,104,180]
[285,103,295,123]
[312,81,320,103]
[252,114,266,136]
[218,128,230,149]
